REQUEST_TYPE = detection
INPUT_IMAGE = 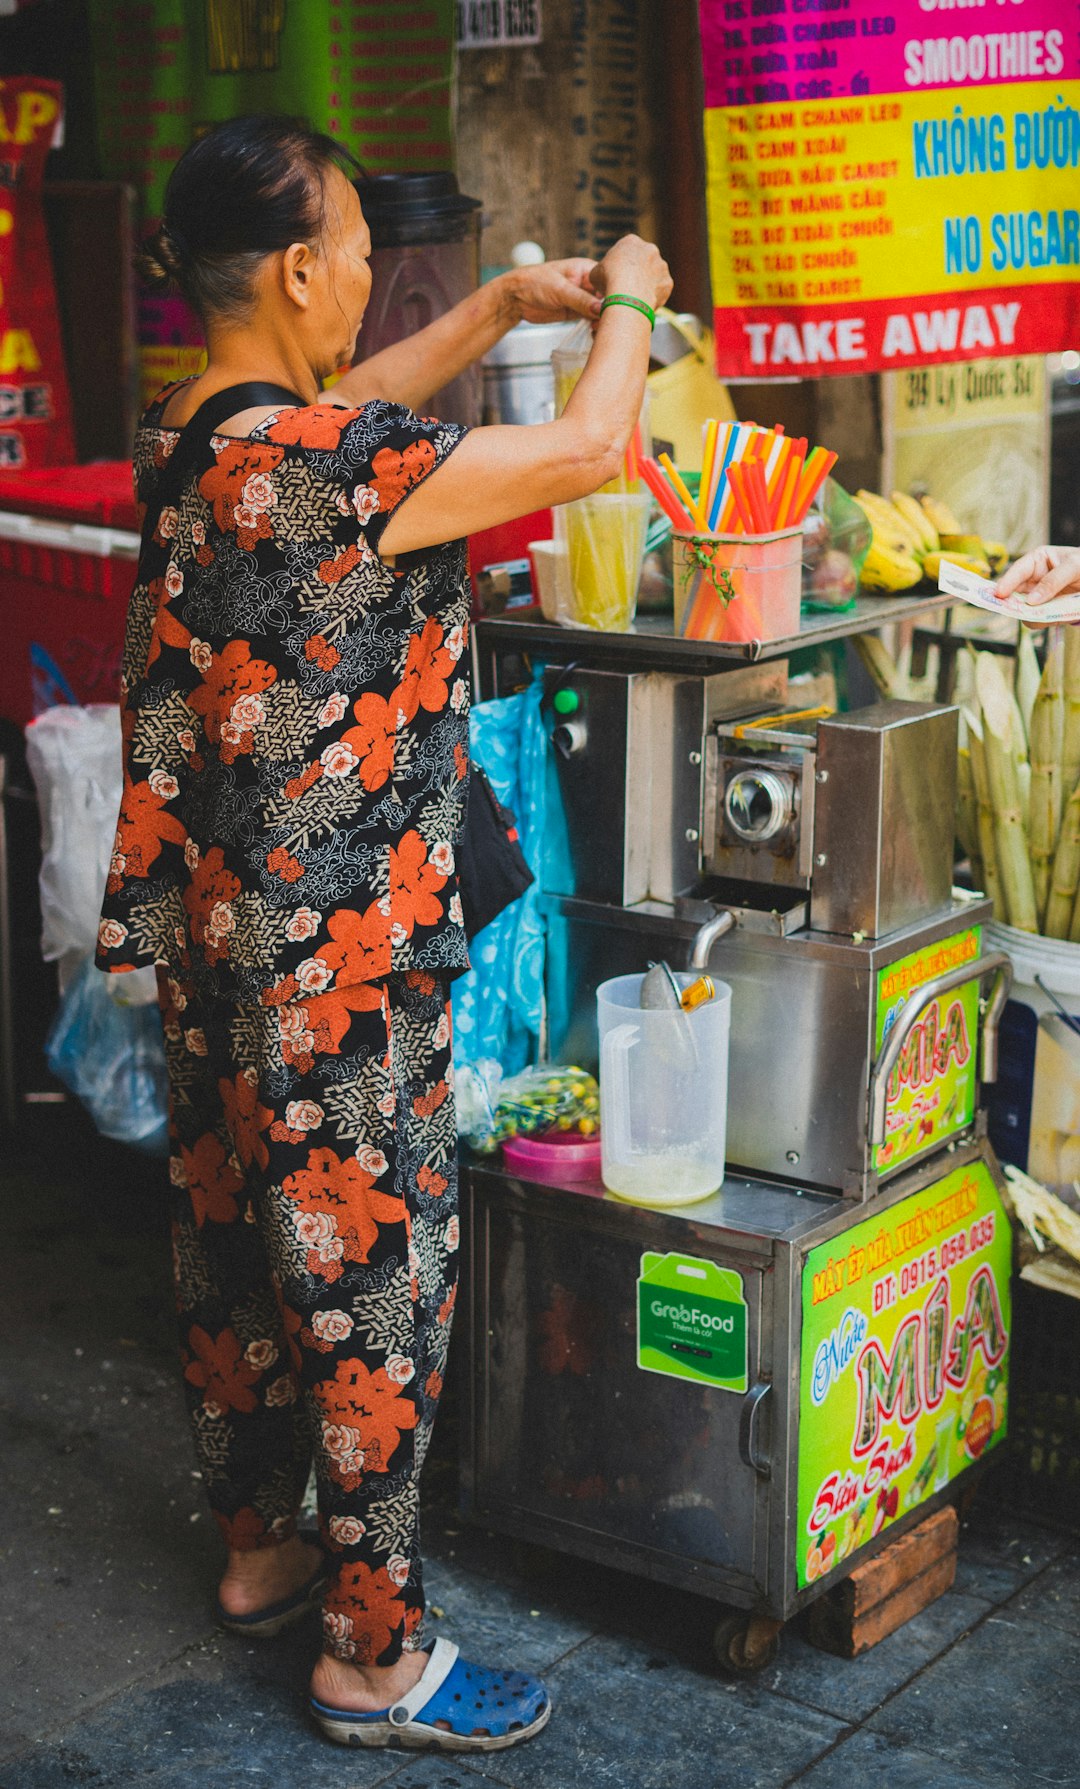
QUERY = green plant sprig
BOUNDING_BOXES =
[681,535,738,607]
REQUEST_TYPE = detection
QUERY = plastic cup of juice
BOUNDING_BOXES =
[555,492,651,632]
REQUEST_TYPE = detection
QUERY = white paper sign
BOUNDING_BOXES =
[937,558,1080,627]
[457,0,542,47]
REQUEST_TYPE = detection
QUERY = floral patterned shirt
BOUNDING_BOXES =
[96,385,472,1005]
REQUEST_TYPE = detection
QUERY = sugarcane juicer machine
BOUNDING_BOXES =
[463,646,1015,1673]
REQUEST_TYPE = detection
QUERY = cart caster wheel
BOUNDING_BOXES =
[712,1612,782,1677]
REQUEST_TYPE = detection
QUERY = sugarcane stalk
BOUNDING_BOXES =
[1047,772,1080,939]
[853,633,900,698]
[952,645,977,713]
[956,715,983,888]
[965,708,1006,922]
[976,654,1039,932]
[1027,636,1064,926]
[1015,628,1041,748]
[1063,627,1080,802]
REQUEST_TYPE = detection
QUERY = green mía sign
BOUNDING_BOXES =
[637,1252,748,1391]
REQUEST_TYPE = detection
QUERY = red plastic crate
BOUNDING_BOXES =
[0,462,138,725]
[0,461,138,531]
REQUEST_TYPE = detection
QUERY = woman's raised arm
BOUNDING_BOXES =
[377,236,672,558]
[333,259,602,412]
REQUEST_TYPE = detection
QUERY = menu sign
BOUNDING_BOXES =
[699,0,1080,377]
[797,1156,1011,1589]
[874,927,982,1177]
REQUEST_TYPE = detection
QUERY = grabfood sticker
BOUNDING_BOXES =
[637,1251,748,1391]
[797,1157,1011,1589]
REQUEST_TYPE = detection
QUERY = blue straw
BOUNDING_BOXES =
[708,429,741,530]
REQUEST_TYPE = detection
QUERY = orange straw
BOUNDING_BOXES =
[726,462,757,534]
[776,454,802,528]
[659,453,706,529]
[745,458,773,532]
[766,435,793,508]
[793,448,838,521]
[641,457,695,529]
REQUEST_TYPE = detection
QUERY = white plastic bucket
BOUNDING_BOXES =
[985,919,1080,1190]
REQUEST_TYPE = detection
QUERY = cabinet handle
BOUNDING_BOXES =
[739,1380,772,1478]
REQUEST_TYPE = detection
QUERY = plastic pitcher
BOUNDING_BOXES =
[598,973,732,1207]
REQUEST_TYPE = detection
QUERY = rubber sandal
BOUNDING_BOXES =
[216,1546,329,1639]
[309,1636,552,1754]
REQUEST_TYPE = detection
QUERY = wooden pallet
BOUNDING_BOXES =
[806,1506,958,1658]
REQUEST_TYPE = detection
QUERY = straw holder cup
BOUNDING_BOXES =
[672,526,803,645]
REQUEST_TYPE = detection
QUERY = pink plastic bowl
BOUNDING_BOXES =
[502,1131,602,1181]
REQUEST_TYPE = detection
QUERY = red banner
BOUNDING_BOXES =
[0,77,75,468]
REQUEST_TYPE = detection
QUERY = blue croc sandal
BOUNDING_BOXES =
[310,1637,551,1754]
[217,1545,329,1639]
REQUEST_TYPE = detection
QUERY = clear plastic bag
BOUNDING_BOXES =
[458,1059,599,1152]
[801,477,871,612]
[46,957,168,1153]
[24,705,138,990]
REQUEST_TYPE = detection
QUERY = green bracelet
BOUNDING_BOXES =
[600,294,656,327]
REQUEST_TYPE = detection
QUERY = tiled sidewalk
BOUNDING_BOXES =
[3,1109,1078,1789]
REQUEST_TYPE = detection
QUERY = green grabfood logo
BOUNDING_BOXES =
[637,1251,748,1391]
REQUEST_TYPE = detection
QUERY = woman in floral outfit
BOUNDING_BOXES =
[96,114,669,1754]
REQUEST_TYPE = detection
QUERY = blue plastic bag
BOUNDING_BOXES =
[452,676,549,1082]
[46,957,169,1154]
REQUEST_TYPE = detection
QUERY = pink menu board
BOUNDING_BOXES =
[700,0,1080,377]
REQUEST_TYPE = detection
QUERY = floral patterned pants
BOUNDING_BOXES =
[159,965,458,1667]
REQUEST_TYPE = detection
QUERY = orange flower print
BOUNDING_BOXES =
[183,846,242,965]
[180,1131,244,1226]
[394,618,455,727]
[315,1355,419,1485]
[145,585,194,670]
[336,692,397,793]
[324,1561,406,1665]
[188,640,277,745]
[266,845,305,883]
[264,403,362,451]
[219,1071,274,1171]
[303,982,385,1057]
[416,1164,448,1197]
[369,438,436,513]
[110,774,188,882]
[389,830,447,939]
[303,633,341,671]
[282,1147,403,1261]
[183,1324,261,1412]
[318,542,363,586]
[284,761,323,801]
[454,741,469,781]
[319,900,391,986]
[198,439,284,550]
[413,1080,449,1120]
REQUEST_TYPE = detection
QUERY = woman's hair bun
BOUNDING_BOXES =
[137,223,187,290]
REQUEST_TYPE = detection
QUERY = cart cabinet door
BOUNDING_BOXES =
[468,1190,772,1598]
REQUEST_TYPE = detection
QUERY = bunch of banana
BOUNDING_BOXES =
[853,490,926,591]
[853,489,1011,592]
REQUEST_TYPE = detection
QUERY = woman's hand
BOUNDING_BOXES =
[590,234,674,313]
[996,546,1080,609]
[506,257,603,325]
